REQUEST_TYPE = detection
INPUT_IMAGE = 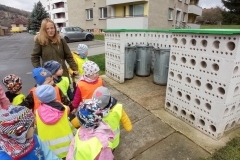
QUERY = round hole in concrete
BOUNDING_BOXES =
[177,91,182,97]
[201,40,208,47]
[200,61,207,68]
[233,66,238,74]
[168,87,172,93]
[190,59,196,66]
[170,71,174,77]
[181,110,186,116]
[171,55,176,61]
[195,80,201,87]
[177,74,182,80]
[225,123,230,130]
[231,121,236,127]
[206,83,213,91]
[231,106,235,112]
[174,106,178,111]
[181,57,186,63]
[210,125,216,132]
[205,103,211,110]
[212,63,219,71]
[190,39,197,46]
[227,41,235,51]
[224,108,229,115]
[218,87,225,95]
[186,77,191,83]
[166,102,171,107]
[189,114,195,121]
[173,38,178,44]
[199,119,205,126]
[195,99,200,105]
[213,40,220,49]
[234,86,239,93]
[186,94,191,101]
[181,38,186,45]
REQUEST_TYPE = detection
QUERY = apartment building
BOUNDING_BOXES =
[41,0,69,30]
[67,0,107,34]
[41,0,201,32]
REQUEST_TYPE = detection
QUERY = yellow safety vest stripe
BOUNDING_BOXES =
[103,103,122,149]
[12,93,25,105]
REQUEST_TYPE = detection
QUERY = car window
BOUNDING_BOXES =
[65,27,73,32]
[73,27,81,31]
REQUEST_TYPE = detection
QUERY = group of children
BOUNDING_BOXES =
[0,44,132,160]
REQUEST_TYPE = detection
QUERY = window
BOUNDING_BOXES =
[182,12,187,22]
[129,4,144,16]
[16,24,19,27]
[99,7,107,19]
[86,9,93,20]
[184,0,189,4]
[168,8,173,20]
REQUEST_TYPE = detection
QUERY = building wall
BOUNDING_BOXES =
[114,2,149,17]
[68,0,107,33]
[148,0,188,29]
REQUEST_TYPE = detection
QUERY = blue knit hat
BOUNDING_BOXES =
[35,84,56,103]
[32,68,52,85]
[43,60,62,75]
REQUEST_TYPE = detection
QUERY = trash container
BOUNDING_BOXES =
[135,44,152,77]
[124,45,136,79]
[153,48,170,85]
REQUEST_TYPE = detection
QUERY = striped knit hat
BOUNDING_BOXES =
[77,44,88,57]
[0,105,34,158]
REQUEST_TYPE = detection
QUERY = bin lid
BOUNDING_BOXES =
[125,45,136,49]
[153,47,170,51]
[136,44,152,48]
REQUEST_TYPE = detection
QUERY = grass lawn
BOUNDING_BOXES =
[200,25,240,29]
[88,53,105,75]
[94,34,105,41]
[200,137,240,160]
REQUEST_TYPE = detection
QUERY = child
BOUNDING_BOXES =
[0,105,61,160]
[71,60,104,112]
[0,85,10,110]
[44,60,73,101]
[66,100,115,160]
[35,84,75,159]
[68,44,89,88]
[2,74,25,105]
[20,67,73,118]
[92,86,132,149]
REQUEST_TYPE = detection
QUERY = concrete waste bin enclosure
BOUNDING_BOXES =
[104,29,240,139]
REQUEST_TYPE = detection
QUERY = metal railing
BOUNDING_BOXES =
[175,21,191,29]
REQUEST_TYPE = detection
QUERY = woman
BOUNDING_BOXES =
[31,18,78,78]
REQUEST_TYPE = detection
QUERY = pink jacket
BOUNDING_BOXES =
[0,85,10,110]
[66,121,115,160]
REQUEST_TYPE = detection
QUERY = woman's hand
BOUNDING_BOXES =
[73,71,79,75]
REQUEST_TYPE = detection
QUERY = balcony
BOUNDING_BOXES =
[107,0,148,5]
[51,0,64,4]
[188,5,202,16]
[51,7,65,14]
[107,16,148,29]
[53,18,66,24]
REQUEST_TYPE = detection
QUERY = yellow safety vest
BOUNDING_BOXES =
[56,76,69,99]
[71,53,88,82]
[73,129,113,160]
[102,103,122,149]
[36,105,73,158]
[12,93,25,105]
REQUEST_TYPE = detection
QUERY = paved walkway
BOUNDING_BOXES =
[101,74,240,160]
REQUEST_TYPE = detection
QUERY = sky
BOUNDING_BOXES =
[1,0,223,12]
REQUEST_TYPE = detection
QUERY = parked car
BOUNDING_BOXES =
[60,27,94,43]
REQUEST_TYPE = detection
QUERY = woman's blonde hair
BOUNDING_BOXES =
[37,18,61,46]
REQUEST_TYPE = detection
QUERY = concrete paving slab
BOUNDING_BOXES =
[113,114,175,160]
[132,132,210,160]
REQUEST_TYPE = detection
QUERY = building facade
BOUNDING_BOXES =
[41,0,202,32]
[41,0,69,30]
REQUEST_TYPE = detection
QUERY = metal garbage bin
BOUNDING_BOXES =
[153,48,170,85]
[135,44,152,77]
[124,45,136,79]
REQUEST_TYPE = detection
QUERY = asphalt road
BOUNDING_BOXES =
[0,33,104,95]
